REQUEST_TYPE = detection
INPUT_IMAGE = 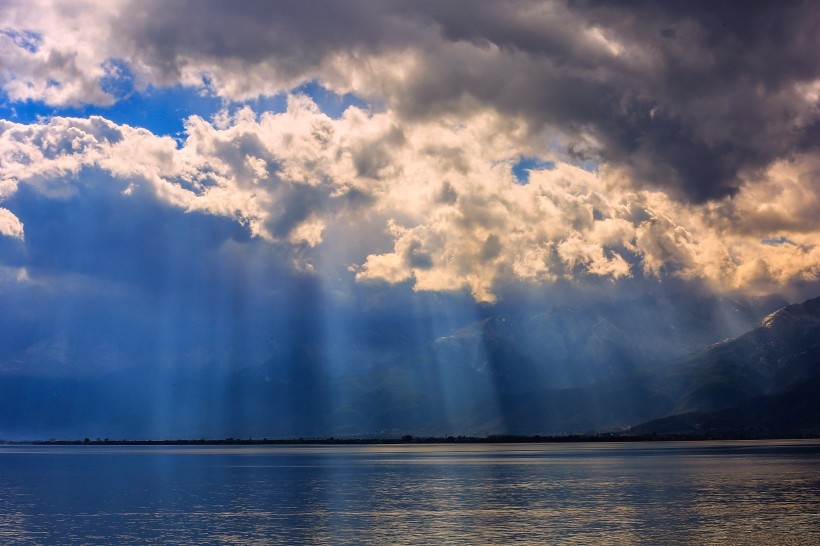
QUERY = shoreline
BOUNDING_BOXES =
[3,432,819,446]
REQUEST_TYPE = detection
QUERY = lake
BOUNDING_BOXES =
[0,440,818,544]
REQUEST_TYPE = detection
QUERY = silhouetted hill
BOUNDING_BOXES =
[629,372,820,437]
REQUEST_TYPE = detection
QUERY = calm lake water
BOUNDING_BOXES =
[0,440,818,545]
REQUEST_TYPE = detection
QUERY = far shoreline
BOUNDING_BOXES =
[3,432,819,446]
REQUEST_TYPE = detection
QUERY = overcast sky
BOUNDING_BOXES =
[1,1,819,380]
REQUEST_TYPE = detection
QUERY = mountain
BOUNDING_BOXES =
[0,292,813,440]
[249,293,815,437]
[631,296,820,437]
[628,373,820,438]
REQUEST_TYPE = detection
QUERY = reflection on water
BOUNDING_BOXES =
[0,441,818,544]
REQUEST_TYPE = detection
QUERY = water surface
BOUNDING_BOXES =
[0,440,818,544]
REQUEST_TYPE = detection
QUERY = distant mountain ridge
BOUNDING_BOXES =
[631,296,820,437]
[0,292,816,440]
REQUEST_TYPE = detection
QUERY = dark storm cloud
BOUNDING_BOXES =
[103,1,820,203]
[398,0,820,202]
[3,0,819,304]
[566,0,820,201]
[112,0,419,85]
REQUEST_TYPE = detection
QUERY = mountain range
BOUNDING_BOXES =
[1,292,818,440]
[630,296,820,437]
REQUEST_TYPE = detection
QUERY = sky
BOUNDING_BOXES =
[0,1,819,437]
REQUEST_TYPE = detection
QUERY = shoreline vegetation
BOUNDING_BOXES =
[2,432,819,446]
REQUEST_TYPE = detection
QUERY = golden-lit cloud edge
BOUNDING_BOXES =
[1,100,817,301]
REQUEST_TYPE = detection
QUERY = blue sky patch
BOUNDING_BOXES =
[512,156,555,184]
[99,59,136,101]
[291,80,370,119]
[0,72,371,140]
[0,85,223,138]
[762,236,798,247]
[0,28,42,52]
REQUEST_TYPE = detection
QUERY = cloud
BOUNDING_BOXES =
[0,0,819,302]
[407,0,820,201]
[0,207,22,238]
[0,101,374,249]
[1,91,819,302]
[4,1,819,206]
[0,0,120,106]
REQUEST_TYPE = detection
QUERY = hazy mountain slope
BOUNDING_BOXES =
[630,297,820,436]
[629,372,820,437]
[657,297,820,415]
[0,292,809,440]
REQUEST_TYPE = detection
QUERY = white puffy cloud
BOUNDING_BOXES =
[0,206,22,238]
[0,0,122,106]
[1,93,818,301]
[3,1,819,203]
